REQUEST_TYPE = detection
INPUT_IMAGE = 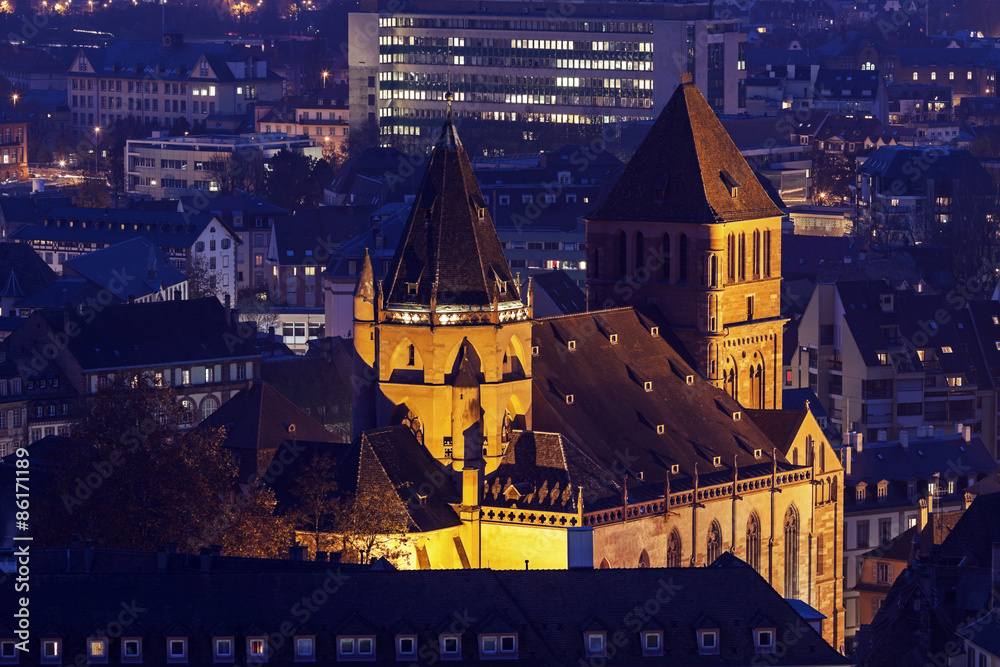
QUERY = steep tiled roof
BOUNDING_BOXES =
[530,270,587,315]
[0,241,56,297]
[744,407,808,454]
[8,208,224,250]
[199,381,338,478]
[382,108,518,309]
[587,81,783,224]
[531,307,796,508]
[62,237,187,300]
[7,297,256,373]
[12,556,849,666]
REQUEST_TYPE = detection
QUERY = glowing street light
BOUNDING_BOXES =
[11,93,17,106]
[322,71,328,88]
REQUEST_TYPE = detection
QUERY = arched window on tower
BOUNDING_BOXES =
[710,254,718,287]
[678,234,688,283]
[638,549,650,568]
[707,520,722,564]
[738,233,746,281]
[746,513,761,572]
[618,231,627,277]
[634,231,644,278]
[663,233,671,283]
[667,530,682,567]
[752,229,761,278]
[764,229,772,277]
[784,506,800,599]
[727,233,735,282]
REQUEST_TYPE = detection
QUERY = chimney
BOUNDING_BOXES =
[963,425,971,442]
[918,497,928,530]
[855,432,864,452]
[956,423,964,436]
[843,446,852,475]
[157,544,169,572]
[70,533,81,548]
[83,539,95,572]
[210,544,222,556]
[289,545,308,561]
[167,541,178,554]
[200,546,213,572]
[329,551,342,564]
[900,430,909,449]
[316,551,328,562]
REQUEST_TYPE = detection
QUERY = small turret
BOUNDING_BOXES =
[353,249,375,322]
[451,343,483,465]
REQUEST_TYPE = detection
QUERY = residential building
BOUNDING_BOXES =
[811,69,889,123]
[0,103,28,182]
[67,30,284,133]
[349,0,749,150]
[5,207,239,304]
[178,193,287,291]
[348,84,845,647]
[3,298,260,436]
[788,205,852,236]
[0,547,851,666]
[793,281,995,448]
[886,82,953,124]
[0,44,69,92]
[957,97,1000,127]
[852,493,1000,666]
[855,145,991,246]
[124,132,320,200]
[586,75,786,410]
[840,429,993,642]
[0,242,57,318]
[255,84,349,160]
[13,237,188,315]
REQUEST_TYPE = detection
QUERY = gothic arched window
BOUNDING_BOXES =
[784,506,800,599]
[617,231,627,277]
[634,231,644,279]
[707,520,722,564]
[638,549,650,568]
[667,530,682,567]
[727,233,735,282]
[746,513,761,572]
[678,234,688,283]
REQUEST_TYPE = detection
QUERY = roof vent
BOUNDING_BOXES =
[643,381,653,392]
[285,423,296,433]
[531,345,539,356]
[732,411,742,421]
[713,456,722,467]
[609,333,618,344]
[656,424,665,435]
[754,449,762,459]
[567,340,577,351]
[565,394,575,405]
[670,464,679,474]
[416,492,428,507]
[636,471,644,481]
[686,375,695,385]
[650,326,659,337]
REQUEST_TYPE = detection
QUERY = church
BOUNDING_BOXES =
[346,78,845,648]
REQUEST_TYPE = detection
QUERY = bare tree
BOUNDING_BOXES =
[236,284,281,332]
[209,149,264,196]
[290,452,339,555]
[337,483,411,566]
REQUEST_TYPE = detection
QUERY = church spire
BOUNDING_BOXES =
[381,96,520,314]
[353,248,375,322]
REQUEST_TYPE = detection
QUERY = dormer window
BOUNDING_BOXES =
[584,632,606,657]
[338,636,375,660]
[167,638,188,663]
[439,635,461,660]
[641,631,663,657]
[565,394,575,405]
[609,333,618,344]
[567,340,577,351]
[643,381,653,392]
[121,638,142,664]
[732,411,741,421]
[686,374,694,385]
[214,637,234,662]
[479,634,517,659]
[656,424,665,434]
[697,630,720,655]
[87,638,108,664]
[407,282,418,295]
[247,637,267,662]
[856,484,866,503]
[396,636,417,660]
[670,464,679,474]
[713,456,722,467]
[531,345,539,356]
[754,449,762,459]
[41,639,61,664]
[877,482,888,500]
[650,326,659,337]
[754,628,776,654]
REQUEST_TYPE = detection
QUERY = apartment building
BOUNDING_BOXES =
[124,132,321,200]
[793,281,997,452]
[0,104,28,182]
[255,84,349,160]
[348,0,748,149]
[840,429,994,642]
[67,30,283,133]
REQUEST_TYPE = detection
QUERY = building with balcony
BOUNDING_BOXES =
[792,280,994,450]
[840,429,994,644]
[124,132,320,200]
[348,0,748,150]
[855,145,991,247]
[67,30,284,134]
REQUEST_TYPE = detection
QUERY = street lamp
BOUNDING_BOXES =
[93,126,101,176]
[322,71,328,88]
[11,93,18,107]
